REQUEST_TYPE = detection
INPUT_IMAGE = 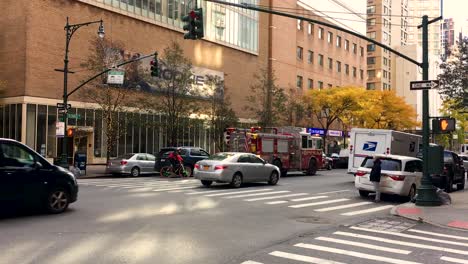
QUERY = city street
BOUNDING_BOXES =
[2,169,465,264]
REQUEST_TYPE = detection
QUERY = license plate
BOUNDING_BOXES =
[161,159,165,162]
[203,165,210,170]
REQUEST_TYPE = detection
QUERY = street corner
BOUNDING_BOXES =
[391,202,424,221]
[447,220,468,230]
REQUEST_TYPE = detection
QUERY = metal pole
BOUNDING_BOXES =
[60,17,71,168]
[415,15,441,206]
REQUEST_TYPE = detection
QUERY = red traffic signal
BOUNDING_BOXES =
[433,118,456,133]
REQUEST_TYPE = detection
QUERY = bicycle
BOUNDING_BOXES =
[160,162,190,178]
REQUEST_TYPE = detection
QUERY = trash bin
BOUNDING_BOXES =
[74,153,87,176]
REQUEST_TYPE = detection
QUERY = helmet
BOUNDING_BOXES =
[176,147,182,152]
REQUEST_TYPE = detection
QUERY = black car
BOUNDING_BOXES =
[0,138,78,214]
[431,150,466,192]
[155,147,210,176]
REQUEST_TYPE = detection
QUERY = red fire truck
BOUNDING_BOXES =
[227,126,324,176]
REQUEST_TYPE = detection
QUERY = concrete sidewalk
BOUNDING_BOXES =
[77,164,109,178]
[392,187,468,231]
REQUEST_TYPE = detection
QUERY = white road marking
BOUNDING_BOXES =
[269,250,346,264]
[290,196,329,202]
[334,231,468,255]
[204,189,274,197]
[152,186,199,192]
[315,237,411,254]
[244,193,309,202]
[350,226,468,247]
[314,202,372,212]
[266,201,288,205]
[295,243,421,264]
[316,189,351,195]
[440,256,468,264]
[288,198,349,209]
[341,205,394,216]
[224,191,290,199]
[407,229,468,241]
[240,261,264,264]
[185,189,233,195]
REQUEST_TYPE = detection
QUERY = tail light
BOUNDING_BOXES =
[443,166,448,175]
[386,148,390,154]
[215,165,228,170]
[386,174,406,181]
[355,170,366,176]
[120,160,128,165]
[194,164,200,169]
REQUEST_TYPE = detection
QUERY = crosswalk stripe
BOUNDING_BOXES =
[440,256,468,264]
[350,226,468,247]
[290,196,329,202]
[334,231,468,255]
[315,237,411,254]
[185,189,232,195]
[295,243,422,264]
[314,202,372,212]
[205,189,274,197]
[245,193,308,202]
[407,229,468,241]
[224,191,290,199]
[83,181,200,187]
[266,201,288,205]
[152,186,199,192]
[240,261,264,264]
[269,250,346,264]
[340,205,394,216]
[288,198,349,209]
[316,189,351,195]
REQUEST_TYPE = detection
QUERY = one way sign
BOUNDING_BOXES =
[410,80,440,90]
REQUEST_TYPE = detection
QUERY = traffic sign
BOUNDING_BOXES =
[57,103,71,109]
[410,80,440,90]
[58,108,68,114]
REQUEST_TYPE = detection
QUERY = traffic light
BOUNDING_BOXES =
[182,8,204,40]
[150,52,159,77]
[432,118,456,133]
[67,128,74,137]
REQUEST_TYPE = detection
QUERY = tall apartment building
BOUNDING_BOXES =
[441,18,456,60]
[366,0,409,90]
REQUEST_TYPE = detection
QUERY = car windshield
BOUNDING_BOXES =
[444,152,453,163]
[361,157,402,171]
[208,153,236,161]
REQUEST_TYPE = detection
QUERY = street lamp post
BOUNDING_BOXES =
[58,17,104,168]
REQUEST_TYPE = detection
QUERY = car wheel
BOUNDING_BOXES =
[327,162,332,170]
[307,159,317,176]
[444,175,453,193]
[268,171,279,185]
[184,166,193,177]
[457,177,465,190]
[201,180,212,187]
[359,190,370,197]
[231,173,243,188]
[272,160,284,177]
[130,167,140,177]
[408,185,417,201]
[45,188,70,214]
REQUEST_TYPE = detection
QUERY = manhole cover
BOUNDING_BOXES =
[295,216,330,224]
[354,218,415,232]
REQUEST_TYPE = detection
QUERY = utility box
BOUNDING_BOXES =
[74,153,87,175]
[427,145,444,174]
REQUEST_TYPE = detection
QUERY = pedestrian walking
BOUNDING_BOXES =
[369,157,382,202]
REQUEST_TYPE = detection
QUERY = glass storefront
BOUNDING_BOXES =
[0,104,22,142]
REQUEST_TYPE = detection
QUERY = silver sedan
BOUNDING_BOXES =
[106,153,156,177]
[194,152,281,188]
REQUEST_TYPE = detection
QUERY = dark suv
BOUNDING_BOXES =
[431,151,466,192]
[0,138,79,214]
[155,147,210,176]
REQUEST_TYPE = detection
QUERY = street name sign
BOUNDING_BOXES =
[57,103,71,109]
[107,70,125,85]
[410,80,440,90]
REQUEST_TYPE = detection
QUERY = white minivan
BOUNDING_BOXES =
[354,154,423,200]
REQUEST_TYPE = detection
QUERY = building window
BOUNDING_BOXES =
[367,44,376,52]
[384,6,389,15]
[368,70,376,78]
[307,50,314,64]
[367,57,376,64]
[345,64,349,75]
[383,70,388,79]
[297,19,302,30]
[328,58,333,70]
[383,83,388,90]
[297,75,303,89]
[308,23,313,35]
[383,57,388,65]
[318,54,324,66]
[327,84,332,88]
[360,69,364,79]
[367,83,376,90]
[318,27,324,39]
[367,32,376,39]
[352,43,357,54]
[336,36,342,48]
[383,32,389,42]
[308,79,313,89]
[367,18,376,26]
[345,40,349,51]
[388,59,391,67]
[318,81,324,89]
[353,67,357,77]
[384,19,389,28]
[336,61,341,72]
[388,72,391,80]
[367,5,375,14]
[297,46,303,60]
[360,46,364,56]
[327,32,333,43]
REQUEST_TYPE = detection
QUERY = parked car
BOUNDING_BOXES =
[321,154,333,170]
[106,153,156,177]
[155,147,210,176]
[194,152,281,188]
[430,151,465,192]
[460,154,468,172]
[355,154,422,200]
[0,138,78,214]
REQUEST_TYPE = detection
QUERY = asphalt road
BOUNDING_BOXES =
[1,169,465,264]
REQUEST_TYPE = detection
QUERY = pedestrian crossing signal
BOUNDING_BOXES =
[432,118,455,133]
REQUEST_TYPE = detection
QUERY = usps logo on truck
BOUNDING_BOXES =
[363,141,378,151]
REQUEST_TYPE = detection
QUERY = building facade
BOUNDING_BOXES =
[0,0,269,163]
[441,18,455,61]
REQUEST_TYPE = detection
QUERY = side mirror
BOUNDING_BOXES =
[34,161,43,170]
